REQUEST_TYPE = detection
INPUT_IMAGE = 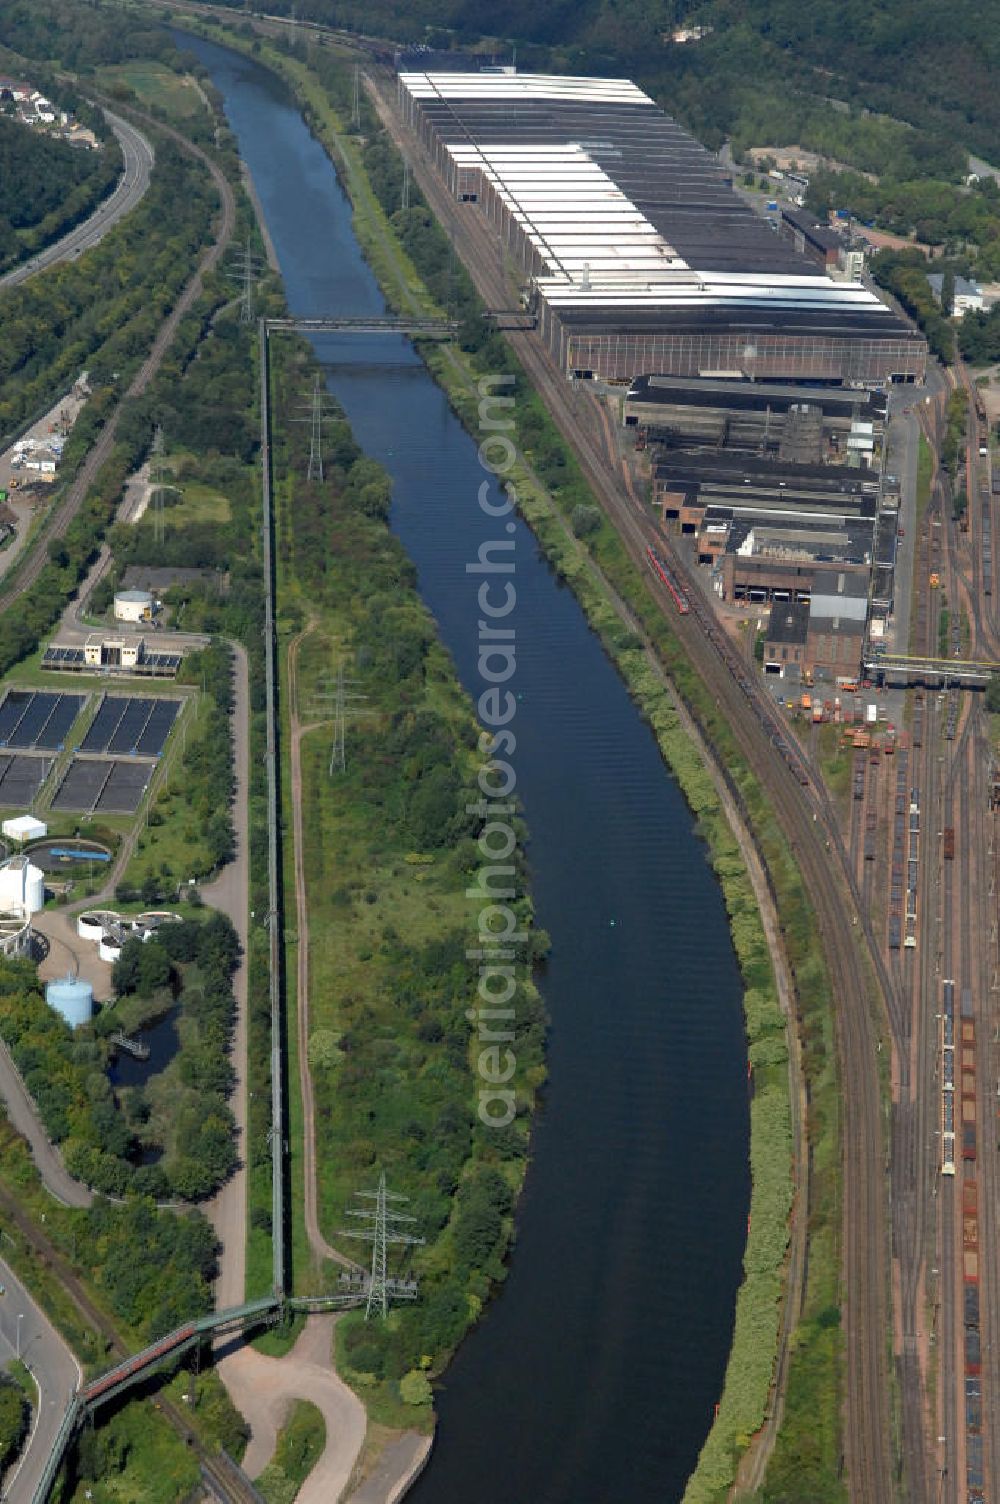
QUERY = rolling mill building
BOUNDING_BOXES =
[397,70,927,386]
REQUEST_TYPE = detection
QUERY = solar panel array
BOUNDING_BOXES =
[52,758,150,814]
[81,697,181,758]
[0,691,84,750]
[42,646,85,667]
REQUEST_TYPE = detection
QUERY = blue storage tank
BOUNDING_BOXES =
[46,974,93,1029]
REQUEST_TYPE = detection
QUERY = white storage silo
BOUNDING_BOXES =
[113,589,153,623]
[46,975,94,1029]
[0,857,44,915]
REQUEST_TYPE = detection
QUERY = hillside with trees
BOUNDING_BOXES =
[0,113,120,272]
[194,0,1000,172]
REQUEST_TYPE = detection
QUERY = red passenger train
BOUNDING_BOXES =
[646,547,689,614]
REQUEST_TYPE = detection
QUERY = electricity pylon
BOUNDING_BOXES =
[307,374,325,482]
[228,236,264,324]
[308,659,370,775]
[342,1173,424,1320]
[328,661,368,775]
[291,375,334,484]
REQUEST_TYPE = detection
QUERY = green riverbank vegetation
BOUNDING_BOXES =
[176,21,847,1498]
[267,325,545,1416]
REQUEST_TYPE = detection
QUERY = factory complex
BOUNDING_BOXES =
[398,70,927,386]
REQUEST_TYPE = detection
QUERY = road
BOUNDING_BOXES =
[0,111,154,294]
[217,1316,366,1502]
[0,1044,91,1211]
[370,69,894,1502]
[0,1257,79,1504]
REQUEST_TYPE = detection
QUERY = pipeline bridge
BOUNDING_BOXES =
[865,651,1000,689]
[265,315,457,338]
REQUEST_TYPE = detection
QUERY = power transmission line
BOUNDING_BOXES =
[228,236,265,324]
[308,659,370,775]
[291,374,335,483]
[342,1173,423,1320]
[307,374,324,482]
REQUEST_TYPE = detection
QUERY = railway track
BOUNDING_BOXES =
[369,76,895,1500]
[0,103,236,619]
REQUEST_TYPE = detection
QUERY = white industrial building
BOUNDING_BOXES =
[398,70,927,383]
[2,815,46,844]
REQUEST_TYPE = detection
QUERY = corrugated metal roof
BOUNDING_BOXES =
[399,70,920,344]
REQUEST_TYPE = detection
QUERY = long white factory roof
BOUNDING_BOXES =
[399,70,910,330]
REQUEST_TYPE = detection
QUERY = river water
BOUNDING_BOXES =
[180,32,751,1504]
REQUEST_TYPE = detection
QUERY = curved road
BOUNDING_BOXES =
[0,111,154,294]
[0,1257,80,1504]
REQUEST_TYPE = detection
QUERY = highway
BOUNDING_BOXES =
[367,70,895,1502]
[0,111,154,294]
[0,1258,79,1504]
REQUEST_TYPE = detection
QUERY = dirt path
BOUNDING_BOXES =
[218,1315,366,1500]
[287,627,359,1272]
[204,641,251,1311]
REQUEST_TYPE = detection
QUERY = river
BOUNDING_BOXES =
[179,31,751,1504]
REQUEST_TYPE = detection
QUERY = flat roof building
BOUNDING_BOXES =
[398,70,926,385]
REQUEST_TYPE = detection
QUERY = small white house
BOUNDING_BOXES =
[928,272,986,318]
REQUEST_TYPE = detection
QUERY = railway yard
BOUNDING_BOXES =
[369,61,1000,1504]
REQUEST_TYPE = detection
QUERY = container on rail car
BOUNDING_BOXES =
[944,827,955,860]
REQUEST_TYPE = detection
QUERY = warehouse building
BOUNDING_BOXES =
[398,70,927,385]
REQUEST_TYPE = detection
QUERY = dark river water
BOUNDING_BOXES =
[179,32,751,1504]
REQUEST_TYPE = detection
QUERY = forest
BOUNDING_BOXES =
[195,0,994,177]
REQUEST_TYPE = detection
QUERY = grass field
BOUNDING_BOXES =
[97,62,206,120]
